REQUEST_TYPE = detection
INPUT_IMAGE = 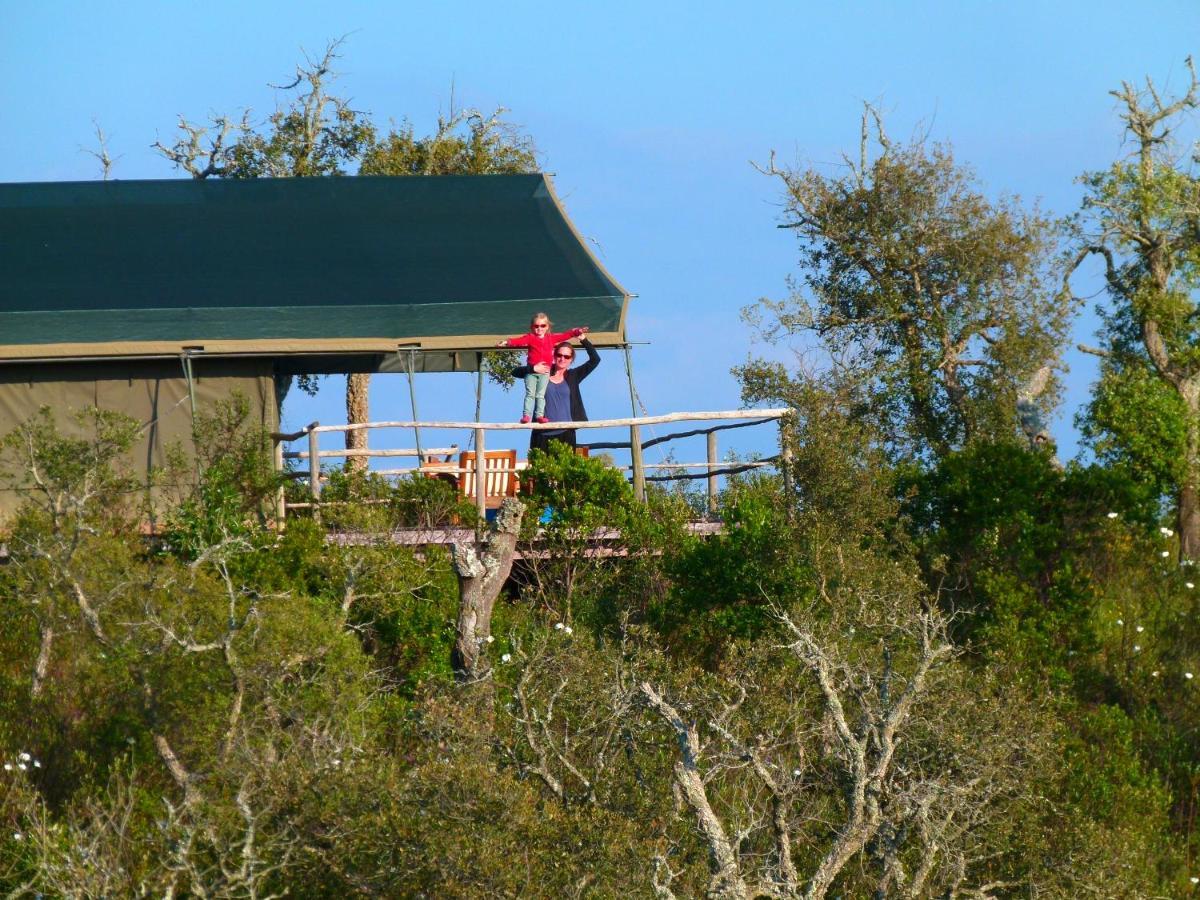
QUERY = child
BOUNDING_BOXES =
[497,313,589,423]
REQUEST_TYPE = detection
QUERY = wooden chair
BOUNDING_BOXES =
[458,450,520,509]
[420,450,460,489]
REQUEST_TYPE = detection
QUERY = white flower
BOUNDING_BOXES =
[554,622,564,630]
[1136,625,1144,633]
[331,759,341,767]
[1134,645,1141,652]
[501,653,512,663]
[1107,511,1119,519]
[18,753,30,762]
[1192,876,1199,884]
[16,764,25,771]
[1117,619,1124,626]
[1189,583,1196,590]
[32,761,40,768]
[1162,550,1171,558]
[1187,672,1195,680]
[2,764,10,772]
[1161,526,1174,536]
[485,635,494,644]
[1152,671,1160,677]
[11,833,21,841]
[792,768,801,777]
[564,626,573,635]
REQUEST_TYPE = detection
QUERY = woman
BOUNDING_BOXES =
[520,337,600,454]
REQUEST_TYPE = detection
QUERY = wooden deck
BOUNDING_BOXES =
[326,520,725,558]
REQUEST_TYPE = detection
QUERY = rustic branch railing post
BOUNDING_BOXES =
[779,414,794,514]
[273,438,286,528]
[707,429,718,515]
[474,426,487,528]
[624,345,646,501]
[307,422,322,502]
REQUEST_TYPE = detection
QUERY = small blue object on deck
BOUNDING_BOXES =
[540,507,554,525]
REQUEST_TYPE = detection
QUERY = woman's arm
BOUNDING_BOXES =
[574,337,600,381]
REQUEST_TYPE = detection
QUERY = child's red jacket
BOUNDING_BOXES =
[504,327,585,367]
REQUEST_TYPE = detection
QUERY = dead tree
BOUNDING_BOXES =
[641,609,959,900]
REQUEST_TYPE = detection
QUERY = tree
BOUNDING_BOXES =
[751,109,1069,463]
[1070,59,1200,559]
[153,40,538,468]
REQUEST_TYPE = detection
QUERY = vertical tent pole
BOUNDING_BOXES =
[407,350,423,462]
[180,350,201,482]
[475,354,485,425]
[179,352,198,429]
[623,345,646,501]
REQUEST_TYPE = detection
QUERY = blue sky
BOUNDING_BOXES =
[3,1,1198,464]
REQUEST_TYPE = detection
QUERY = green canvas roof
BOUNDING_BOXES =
[0,174,629,363]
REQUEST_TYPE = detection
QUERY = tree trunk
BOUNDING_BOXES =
[1178,384,1200,561]
[345,373,370,472]
[451,499,524,681]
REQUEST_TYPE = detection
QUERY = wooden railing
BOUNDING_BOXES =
[272,408,793,523]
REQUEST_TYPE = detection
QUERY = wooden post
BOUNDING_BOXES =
[779,415,794,514]
[474,426,487,526]
[707,429,718,515]
[308,423,322,501]
[624,345,646,501]
[273,438,287,528]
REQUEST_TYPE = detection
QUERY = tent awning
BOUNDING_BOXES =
[0,173,630,365]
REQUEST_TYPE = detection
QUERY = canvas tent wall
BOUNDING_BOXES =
[0,358,277,519]
[0,173,631,518]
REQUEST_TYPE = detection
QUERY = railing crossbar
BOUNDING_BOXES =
[587,416,777,452]
[285,446,458,461]
[304,409,789,434]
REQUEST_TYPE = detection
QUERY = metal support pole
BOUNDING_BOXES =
[707,430,718,516]
[308,423,322,501]
[407,350,423,462]
[623,345,646,501]
[475,356,485,425]
[180,351,198,430]
[474,427,487,526]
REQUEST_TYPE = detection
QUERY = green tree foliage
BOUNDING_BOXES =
[0,406,1191,896]
[906,442,1157,672]
[750,109,1069,461]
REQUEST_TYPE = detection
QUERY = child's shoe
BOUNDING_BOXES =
[536,416,550,424]
[520,415,532,424]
